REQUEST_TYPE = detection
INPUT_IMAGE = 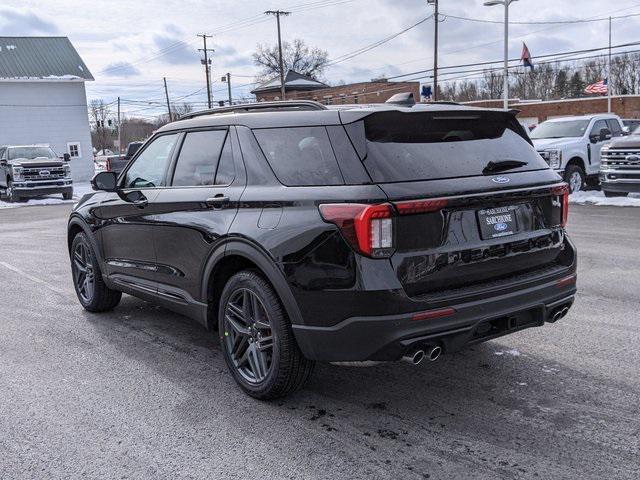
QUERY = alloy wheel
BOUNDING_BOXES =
[223,288,274,384]
[569,171,582,193]
[73,242,95,303]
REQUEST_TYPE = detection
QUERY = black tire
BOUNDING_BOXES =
[218,270,314,400]
[563,164,585,193]
[63,191,73,200]
[603,190,629,198]
[70,233,121,312]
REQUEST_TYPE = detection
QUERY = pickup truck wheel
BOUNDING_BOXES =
[564,165,585,193]
[603,190,629,198]
[218,271,314,400]
[71,233,122,312]
[3,181,20,203]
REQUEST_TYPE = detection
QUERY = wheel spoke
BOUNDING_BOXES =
[225,314,250,336]
[224,287,274,384]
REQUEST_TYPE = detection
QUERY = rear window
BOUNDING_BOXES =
[253,127,344,186]
[345,111,548,183]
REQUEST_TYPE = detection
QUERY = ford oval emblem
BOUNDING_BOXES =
[625,154,640,165]
[494,222,508,231]
[492,176,510,184]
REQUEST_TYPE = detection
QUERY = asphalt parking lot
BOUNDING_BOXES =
[1,203,638,479]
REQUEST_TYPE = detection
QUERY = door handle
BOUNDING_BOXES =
[205,194,230,209]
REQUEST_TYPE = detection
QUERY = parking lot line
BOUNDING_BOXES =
[0,261,75,301]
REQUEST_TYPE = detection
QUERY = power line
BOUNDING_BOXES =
[441,11,640,25]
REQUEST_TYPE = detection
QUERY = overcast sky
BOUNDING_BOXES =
[2,0,640,117]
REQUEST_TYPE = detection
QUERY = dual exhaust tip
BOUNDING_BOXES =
[549,306,570,323]
[402,344,442,365]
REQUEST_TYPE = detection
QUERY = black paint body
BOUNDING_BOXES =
[68,106,577,362]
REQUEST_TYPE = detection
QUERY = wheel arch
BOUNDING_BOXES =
[201,239,303,331]
[67,216,104,265]
[566,156,586,171]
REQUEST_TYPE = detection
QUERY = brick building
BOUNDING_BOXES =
[252,70,420,105]
[464,95,640,128]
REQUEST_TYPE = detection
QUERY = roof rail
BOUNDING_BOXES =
[180,100,327,120]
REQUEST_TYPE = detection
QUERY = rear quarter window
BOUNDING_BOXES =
[253,127,344,186]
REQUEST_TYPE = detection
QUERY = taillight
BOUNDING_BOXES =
[394,197,448,215]
[319,203,395,258]
[551,184,569,227]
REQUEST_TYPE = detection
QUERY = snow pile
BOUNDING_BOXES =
[569,191,640,207]
[0,183,93,210]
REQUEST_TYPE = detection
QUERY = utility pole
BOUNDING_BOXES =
[163,77,172,122]
[427,0,439,101]
[117,96,122,154]
[198,34,214,108]
[222,73,232,105]
[265,10,291,101]
[607,16,612,113]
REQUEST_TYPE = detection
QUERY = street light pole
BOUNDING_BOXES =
[484,0,517,110]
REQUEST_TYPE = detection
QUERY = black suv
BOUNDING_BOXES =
[68,101,577,399]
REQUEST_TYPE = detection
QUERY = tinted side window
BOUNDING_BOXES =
[590,120,608,136]
[172,130,227,186]
[123,133,179,188]
[607,119,622,136]
[215,137,235,185]
[253,127,344,186]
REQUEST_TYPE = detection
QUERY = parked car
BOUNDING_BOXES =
[599,128,640,197]
[0,145,73,202]
[530,114,625,192]
[622,118,640,134]
[68,101,577,399]
[95,142,145,175]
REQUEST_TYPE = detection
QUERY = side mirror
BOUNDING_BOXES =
[622,126,631,135]
[63,153,71,162]
[91,171,118,192]
[0,158,7,166]
[599,128,612,142]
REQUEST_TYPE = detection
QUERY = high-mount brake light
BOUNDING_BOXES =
[394,198,448,215]
[319,203,395,258]
[551,183,569,227]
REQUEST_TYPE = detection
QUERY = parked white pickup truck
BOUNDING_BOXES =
[530,114,625,192]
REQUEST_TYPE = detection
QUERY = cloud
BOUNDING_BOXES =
[103,61,141,77]
[152,24,199,65]
[0,6,59,35]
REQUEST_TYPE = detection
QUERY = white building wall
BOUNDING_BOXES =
[0,81,94,182]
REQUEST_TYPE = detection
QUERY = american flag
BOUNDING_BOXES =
[585,79,608,94]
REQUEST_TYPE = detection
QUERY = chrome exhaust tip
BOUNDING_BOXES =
[402,349,425,365]
[550,306,570,323]
[426,345,442,362]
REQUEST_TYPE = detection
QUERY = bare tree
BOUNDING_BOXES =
[253,39,329,83]
[89,99,113,154]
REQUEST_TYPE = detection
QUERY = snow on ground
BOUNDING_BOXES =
[570,190,640,207]
[0,183,93,209]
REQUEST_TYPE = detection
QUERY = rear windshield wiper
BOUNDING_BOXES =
[482,159,528,175]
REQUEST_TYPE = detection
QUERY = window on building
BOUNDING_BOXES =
[67,142,81,158]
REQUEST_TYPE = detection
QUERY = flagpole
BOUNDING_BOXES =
[608,16,612,113]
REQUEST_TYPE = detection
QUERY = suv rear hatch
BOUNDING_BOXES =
[340,108,570,297]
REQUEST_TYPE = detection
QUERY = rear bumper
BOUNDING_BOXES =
[293,273,577,362]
